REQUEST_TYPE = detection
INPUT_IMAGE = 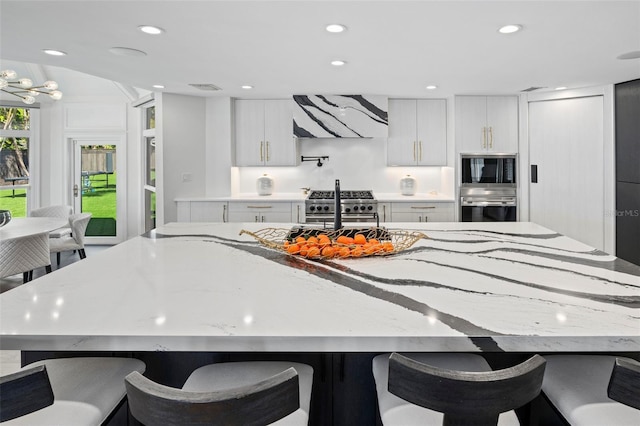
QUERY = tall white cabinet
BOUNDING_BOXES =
[234,99,298,166]
[455,96,518,153]
[387,99,447,166]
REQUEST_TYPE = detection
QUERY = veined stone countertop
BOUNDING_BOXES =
[1,222,637,353]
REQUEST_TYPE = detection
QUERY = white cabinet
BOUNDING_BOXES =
[377,203,392,222]
[390,202,454,222]
[176,201,228,222]
[387,99,447,166]
[227,201,293,223]
[455,96,518,153]
[234,99,298,166]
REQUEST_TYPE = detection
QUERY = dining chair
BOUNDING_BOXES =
[126,361,314,426]
[0,230,52,283]
[49,212,92,266]
[541,355,640,425]
[30,205,73,238]
[0,356,146,425]
[372,352,546,426]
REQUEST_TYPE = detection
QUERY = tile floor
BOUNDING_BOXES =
[0,245,111,376]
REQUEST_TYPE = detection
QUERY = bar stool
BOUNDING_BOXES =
[372,352,545,425]
[125,361,314,426]
[0,357,146,425]
[541,355,640,425]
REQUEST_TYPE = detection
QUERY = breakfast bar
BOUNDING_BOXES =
[1,222,638,353]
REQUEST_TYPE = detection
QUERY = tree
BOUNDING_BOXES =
[0,107,30,178]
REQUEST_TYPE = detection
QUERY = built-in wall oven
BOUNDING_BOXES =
[460,154,518,222]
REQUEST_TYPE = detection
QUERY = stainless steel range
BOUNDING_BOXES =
[305,189,378,223]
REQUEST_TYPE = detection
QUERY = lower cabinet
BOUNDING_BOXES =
[176,201,228,222]
[389,201,454,222]
[227,201,293,223]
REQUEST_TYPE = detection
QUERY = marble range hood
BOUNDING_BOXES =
[293,94,388,138]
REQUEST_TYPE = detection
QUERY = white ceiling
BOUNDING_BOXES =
[1,0,639,100]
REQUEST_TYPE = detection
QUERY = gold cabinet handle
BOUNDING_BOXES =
[260,141,264,162]
[247,205,272,209]
[223,204,227,223]
[482,127,487,149]
[383,204,387,222]
[266,141,270,162]
[297,205,301,223]
[411,206,436,209]
[419,141,423,162]
[489,127,493,149]
[413,141,417,162]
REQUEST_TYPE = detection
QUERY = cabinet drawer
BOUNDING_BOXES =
[228,202,292,213]
[391,202,453,214]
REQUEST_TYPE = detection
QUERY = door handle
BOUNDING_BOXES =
[73,184,79,197]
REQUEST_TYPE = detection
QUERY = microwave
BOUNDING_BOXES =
[461,154,517,185]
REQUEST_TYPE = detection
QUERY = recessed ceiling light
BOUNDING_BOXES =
[108,47,147,57]
[326,24,347,33]
[43,49,66,56]
[139,25,165,35]
[555,86,567,91]
[617,50,640,60]
[426,85,438,90]
[241,85,253,89]
[498,24,522,34]
[331,60,346,66]
[152,84,165,89]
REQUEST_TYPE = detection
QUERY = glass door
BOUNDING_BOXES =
[72,137,124,244]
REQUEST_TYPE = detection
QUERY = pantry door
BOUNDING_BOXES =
[72,137,125,244]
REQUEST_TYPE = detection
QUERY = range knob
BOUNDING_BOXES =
[323,205,330,211]
[367,205,373,211]
[345,208,351,213]
[309,206,316,211]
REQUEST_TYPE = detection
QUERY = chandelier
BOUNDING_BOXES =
[0,69,63,104]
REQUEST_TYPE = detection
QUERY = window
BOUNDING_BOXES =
[142,104,156,232]
[0,106,35,217]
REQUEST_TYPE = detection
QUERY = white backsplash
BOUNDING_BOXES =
[233,137,454,196]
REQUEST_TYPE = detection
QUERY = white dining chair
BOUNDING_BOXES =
[49,212,92,267]
[0,230,52,283]
[30,205,73,238]
[0,356,146,425]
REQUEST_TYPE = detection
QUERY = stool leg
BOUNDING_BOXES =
[23,271,30,283]
[57,252,61,266]
[45,265,52,274]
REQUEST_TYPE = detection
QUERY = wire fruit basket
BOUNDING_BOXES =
[240,226,428,259]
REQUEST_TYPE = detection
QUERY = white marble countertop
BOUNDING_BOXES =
[1,222,638,353]
[174,192,455,203]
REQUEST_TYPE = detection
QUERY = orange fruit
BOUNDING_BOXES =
[337,247,351,258]
[336,235,354,245]
[353,234,367,245]
[350,247,364,257]
[383,242,395,252]
[283,241,290,248]
[321,246,335,258]
[295,236,307,244]
[306,246,321,258]
[369,238,380,245]
[286,244,300,254]
[318,234,330,241]
[299,244,309,257]
[364,244,383,255]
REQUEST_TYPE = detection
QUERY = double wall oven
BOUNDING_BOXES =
[460,153,517,222]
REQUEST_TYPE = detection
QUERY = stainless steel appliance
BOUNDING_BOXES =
[305,189,378,224]
[460,154,518,222]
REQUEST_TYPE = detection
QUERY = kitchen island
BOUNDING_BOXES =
[1,221,638,353]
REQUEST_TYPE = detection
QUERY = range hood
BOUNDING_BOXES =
[293,95,388,138]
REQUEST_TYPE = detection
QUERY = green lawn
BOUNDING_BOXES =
[1,174,117,236]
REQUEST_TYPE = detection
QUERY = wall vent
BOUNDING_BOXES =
[521,86,546,92]
[188,83,222,91]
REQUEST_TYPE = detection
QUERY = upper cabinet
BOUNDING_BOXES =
[387,99,447,166]
[234,99,298,166]
[455,96,518,153]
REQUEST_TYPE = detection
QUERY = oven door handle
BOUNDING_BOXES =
[462,198,516,207]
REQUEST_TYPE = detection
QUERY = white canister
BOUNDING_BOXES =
[400,174,417,196]
[256,173,274,196]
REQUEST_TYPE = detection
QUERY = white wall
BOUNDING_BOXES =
[157,93,206,224]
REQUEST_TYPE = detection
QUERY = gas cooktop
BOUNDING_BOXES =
[307,190,375,200]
